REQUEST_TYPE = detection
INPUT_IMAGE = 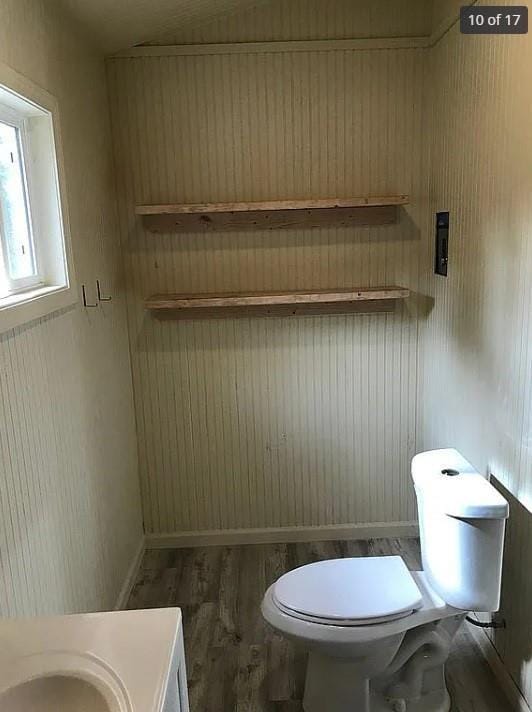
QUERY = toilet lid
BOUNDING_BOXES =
[273,556,423,624]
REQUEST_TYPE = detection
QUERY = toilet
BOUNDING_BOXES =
[261,449,509,712]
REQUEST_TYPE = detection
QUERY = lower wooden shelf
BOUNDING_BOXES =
[145,286,409,320]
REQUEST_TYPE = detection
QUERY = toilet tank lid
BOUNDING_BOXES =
[412,449,509,520]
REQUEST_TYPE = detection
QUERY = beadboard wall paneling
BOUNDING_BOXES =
[146,0,432,46]
[419,0,532,705]
[0,0,142,617]
[108,41,425,535]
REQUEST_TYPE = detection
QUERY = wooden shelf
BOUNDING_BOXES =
[146,286,410,320]
[136,195,408,233]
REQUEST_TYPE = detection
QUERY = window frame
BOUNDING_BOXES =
[0,104,43,294]
[0,61,77,335]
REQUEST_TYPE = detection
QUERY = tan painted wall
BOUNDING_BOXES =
[431,0,467,32]
[419,0,532,704]
[108,5,426,536]
[0,0,143,616]
[146,0,432,45]
[62,0,276,54]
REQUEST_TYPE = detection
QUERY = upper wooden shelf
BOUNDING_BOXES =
[146,286,410,320]
[136,195,409,233]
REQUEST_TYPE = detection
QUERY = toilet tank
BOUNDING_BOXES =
[412,449,509,612]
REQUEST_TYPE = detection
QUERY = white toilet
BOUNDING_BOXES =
[261,448,509,712]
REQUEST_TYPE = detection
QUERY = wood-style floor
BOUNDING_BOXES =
[126,538,511,712]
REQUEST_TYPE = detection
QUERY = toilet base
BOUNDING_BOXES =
[370,688,451,712]
[303,652,371,712]
[302,616,463,712]
[303,653,451,712]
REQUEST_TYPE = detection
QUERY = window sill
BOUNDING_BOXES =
[0,284,78,334]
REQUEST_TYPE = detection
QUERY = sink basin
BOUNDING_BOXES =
[0,608,189,712]
[0,676,113,712]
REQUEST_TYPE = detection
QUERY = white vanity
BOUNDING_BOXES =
[0,608,189,712]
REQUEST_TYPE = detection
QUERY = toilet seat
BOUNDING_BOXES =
[272,556,423,627]
[272,598,416,626]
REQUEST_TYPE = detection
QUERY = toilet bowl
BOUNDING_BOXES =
[262,559,464,711]
[261,449,510,712]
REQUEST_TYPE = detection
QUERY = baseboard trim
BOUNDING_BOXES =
[114,536,146,610]
[468,620,531,712]
[146,521,419,549]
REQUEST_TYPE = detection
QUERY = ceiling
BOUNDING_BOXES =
[61,0,269,54]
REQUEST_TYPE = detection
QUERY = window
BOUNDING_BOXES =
[0,62,75,333]
[0,111,40,293]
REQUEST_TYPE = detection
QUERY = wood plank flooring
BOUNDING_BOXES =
[126,538,512,712]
